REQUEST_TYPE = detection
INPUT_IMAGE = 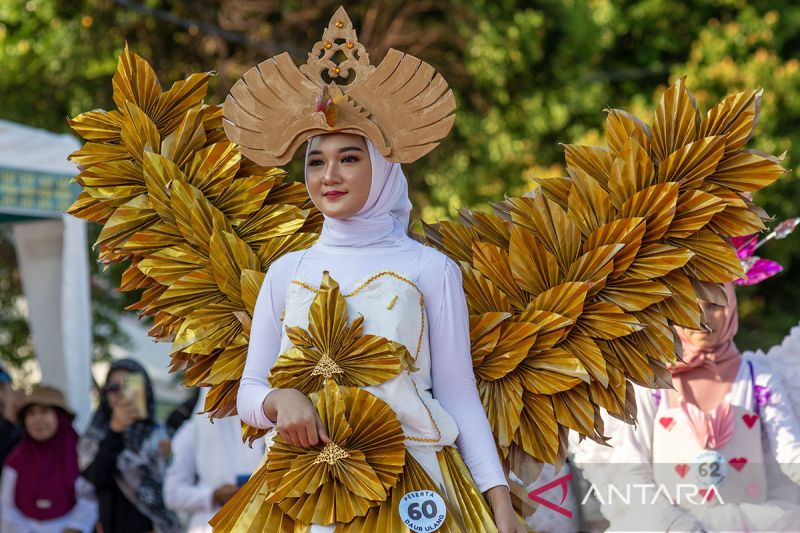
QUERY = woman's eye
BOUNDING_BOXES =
[700,300,724,311]
[342,155,359,163]
[308,159,323,166]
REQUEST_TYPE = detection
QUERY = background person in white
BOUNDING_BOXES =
[163,390,264,533]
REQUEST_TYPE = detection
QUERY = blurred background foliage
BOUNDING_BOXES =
[1,0,798,367]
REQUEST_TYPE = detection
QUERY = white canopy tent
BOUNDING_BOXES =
[0,119,93,429]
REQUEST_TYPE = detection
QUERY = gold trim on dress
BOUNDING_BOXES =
[269,272,413,397]
[291,270,426,363]
[290,270,442,443]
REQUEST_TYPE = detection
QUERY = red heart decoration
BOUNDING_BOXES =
[675,463,689,478]
[743,414,758,429]
[746,482,761,499]
[659,417,675,430]
[729,457,748,471]
[698,487,716,503]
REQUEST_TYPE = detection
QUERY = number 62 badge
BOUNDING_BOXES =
[694,450,729,486]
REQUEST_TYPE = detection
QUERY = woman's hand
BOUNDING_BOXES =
[485,485,527,533]
[264,389,330,448]
[212,483,240,506]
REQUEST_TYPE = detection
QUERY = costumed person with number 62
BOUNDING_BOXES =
[607,224,800,532]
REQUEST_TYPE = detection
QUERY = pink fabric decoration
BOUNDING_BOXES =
[736,258,783,285]
[731,218,799,285]
[680,399,735,449]
[731,235,757,259]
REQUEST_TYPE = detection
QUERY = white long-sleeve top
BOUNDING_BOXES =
[605,353,800,531]
[163,414,264,533]
[237,238,507,492]
[0,467,98,533]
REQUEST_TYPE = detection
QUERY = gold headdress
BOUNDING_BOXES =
[223,6,456,166]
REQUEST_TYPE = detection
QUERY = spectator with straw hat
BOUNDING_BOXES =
[1,384,98,533]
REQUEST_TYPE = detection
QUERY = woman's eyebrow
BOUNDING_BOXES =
[307,146,363,157]
[338,146,364,153]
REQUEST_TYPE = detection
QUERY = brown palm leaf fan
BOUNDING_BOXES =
[67,47,323,421]
[423,77,785,484]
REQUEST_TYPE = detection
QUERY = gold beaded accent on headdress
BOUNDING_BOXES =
[223,6,456,166]
[300,8,374,85]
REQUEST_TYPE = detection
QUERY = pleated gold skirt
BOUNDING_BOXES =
[210,446,497,532]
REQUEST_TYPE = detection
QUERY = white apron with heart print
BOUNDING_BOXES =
[650,364,800,531]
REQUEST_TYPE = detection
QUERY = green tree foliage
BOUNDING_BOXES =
[1,0,798,368]
[0,229,34,370]
[673,3,800,348]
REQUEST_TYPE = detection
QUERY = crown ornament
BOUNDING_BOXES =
[223,6,456,166]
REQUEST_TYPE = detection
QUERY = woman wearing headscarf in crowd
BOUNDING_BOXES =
[78,359,180,533]
[605,283,800,532]
[163,388,264,533]
[1,384,97,533]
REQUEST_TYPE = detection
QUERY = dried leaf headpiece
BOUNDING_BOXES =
[223,6,456,166]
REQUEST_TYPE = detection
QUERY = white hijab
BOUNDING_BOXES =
[304,137,412,248]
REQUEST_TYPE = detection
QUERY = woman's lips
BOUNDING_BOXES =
[323,190,346,198]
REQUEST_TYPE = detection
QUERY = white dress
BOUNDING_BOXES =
[239,237,506,491]
[231,236,507,530]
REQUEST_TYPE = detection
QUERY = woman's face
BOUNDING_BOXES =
[678,299,729,346]
[24,405,58,442]
[306,133,372,219]
[105,368,130,410]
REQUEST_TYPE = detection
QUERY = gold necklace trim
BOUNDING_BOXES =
[292,271,426,363]
[291,271,441,443]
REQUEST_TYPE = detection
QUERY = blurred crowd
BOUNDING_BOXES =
[0,360,263,533]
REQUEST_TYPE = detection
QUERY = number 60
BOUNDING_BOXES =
[407,500,438,520]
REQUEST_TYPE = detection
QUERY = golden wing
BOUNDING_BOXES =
[424,78,783,485]
[68,47,322,422]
